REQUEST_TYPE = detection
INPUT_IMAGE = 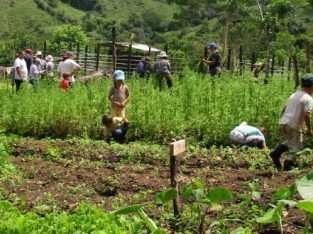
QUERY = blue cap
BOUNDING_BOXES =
[208,42,217,49]
[113,70,125,81]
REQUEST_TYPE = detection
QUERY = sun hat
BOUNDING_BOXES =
[36,51,43,56]
[63,51,74,58]
[158,51,168,58]
[35,58,41,64]
[113,70,125,81]
[208,42,217,49]
[46,55,53,62]
[301,73,313,87]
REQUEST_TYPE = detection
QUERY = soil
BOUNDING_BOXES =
[2,138,311,233]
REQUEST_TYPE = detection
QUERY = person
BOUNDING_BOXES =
[136,58,145,78]
[35,51,47,76]
[108,70,130,118]
[57,51,81,86]
[202,42,222,77]
[252,62,265,78]
[29,58,42,86]
[144,57,152,78]
[154,51,173,90]
[230,122,267,149]
[45,55,54,78]
[24,48,33,76]
[270,74,313,171]
[13,51,28,92]
[59,72,70,91]
[102,114,129,144]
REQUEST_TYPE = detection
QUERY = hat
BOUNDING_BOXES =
[301,73,313,87]
[113,70,125,81]
[158,51,168,58]
[46,55,53,62]
[36,51,43,56]
[64,51,73,58]
[208,42,217,49]
[35,58,41,64]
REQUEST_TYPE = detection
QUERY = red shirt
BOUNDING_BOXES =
[60,80,69,90]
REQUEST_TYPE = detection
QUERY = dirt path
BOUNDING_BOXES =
[2,138,311,233]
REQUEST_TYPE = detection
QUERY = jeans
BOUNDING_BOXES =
[112,123,129,143]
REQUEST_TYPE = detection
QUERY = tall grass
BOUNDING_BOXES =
[0,72,296,146]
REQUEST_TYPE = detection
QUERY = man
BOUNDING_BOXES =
[13,51,28,92]
[57,51,81,85]
[35,51,46,75]
[230,122,267,149]
[154,51,173,90]
[202,42,222,77]
[270,74,313,171]
[24,48,33,75]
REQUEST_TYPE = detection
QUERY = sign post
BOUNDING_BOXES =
[169,139,186,217]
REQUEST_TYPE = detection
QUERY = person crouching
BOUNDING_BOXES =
[102,114,129,144]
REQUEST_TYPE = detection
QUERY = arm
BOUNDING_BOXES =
[304,112,313,135]
[202,58,216,65]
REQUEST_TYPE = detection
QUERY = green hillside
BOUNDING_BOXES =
[0,0,178,42]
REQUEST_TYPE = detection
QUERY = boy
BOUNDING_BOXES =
[102,114,129,144]
[270,74,313,171]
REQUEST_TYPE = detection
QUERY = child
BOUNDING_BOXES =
[108,70,130,118]
[102,114,129,144]
[270,74,313,171]
[230,122,267,149]
[59,72,70,91]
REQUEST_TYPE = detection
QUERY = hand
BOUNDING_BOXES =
[307,129,313,136]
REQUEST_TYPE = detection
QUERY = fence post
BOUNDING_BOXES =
[84,45,88,75]
[227,48,231,71]
[271,54,275,77]
[76,43,80,63]
[169,140,186,217]
[43,41,47,58]
[287,57,291,81]
[164,43,168,54]
[251,51,256,71]
[239,46,243,75]
[96,44,100,71]
[148,46,151,57]
[112,21,117,71]
[127,43,132,78]
[281,61,284,77]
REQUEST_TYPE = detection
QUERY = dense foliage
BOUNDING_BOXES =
[0,72,299,147]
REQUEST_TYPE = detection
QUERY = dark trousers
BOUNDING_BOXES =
[112,123,129,143]
[156,73,173,90]
[15,79,23,92]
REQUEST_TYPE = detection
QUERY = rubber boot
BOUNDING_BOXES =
[269,144,289,170]
[283,159,295,171]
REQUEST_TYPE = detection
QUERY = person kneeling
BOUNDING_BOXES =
[230,122,267,149]
[102,114,129,144]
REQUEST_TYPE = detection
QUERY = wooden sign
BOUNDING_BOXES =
[170,140,186,156]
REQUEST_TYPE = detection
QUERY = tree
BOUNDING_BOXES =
[53,25,88,45]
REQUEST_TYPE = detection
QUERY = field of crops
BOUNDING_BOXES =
[0,72,313,233]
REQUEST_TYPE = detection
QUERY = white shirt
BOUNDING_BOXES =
[280,90,313,130]
[14,58,28,80]
[57,59,80,83]
[230,122,265,145]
